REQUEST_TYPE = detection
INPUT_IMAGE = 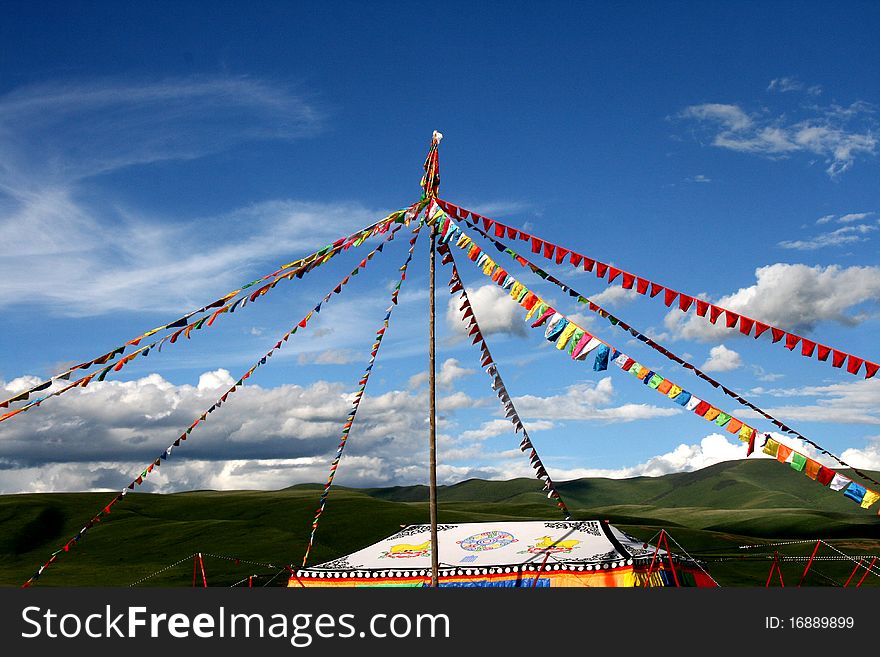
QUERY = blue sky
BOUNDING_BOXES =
[0,1,878,496]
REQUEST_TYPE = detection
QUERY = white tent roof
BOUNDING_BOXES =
[306,520,660,572]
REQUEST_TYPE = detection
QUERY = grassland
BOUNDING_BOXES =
[2,460,878,587]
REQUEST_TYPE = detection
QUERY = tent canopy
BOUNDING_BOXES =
[290,520,715,587]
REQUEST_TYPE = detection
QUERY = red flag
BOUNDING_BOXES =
[753,321,769,338]
[507,226,518,239]
[494,224,505,238]
[816,466,835,486]
[831,350,847,368]
[709,306,724,324]
[530,237,542,254]
[678,294,693,312]
[746,429,756,457]
[621,272,635,289]
[582,257,595,272]
[816,344,831,361]
[784,333,800,350]
[846,355,864,375]
[738,316,754,336]
[482,217,492,231]
[695,299,709,316]
[570,253,583,267]
[607,267,622,284]
[770,327,785,343]
[555,247,569,264]
[636,278,649,295]
[725,311,739,329]
[595,262,608,278]
[543,242,555,260]
[664,289,678,307]
[800,339,816,357]
[864,361,879,379]
[649,282,664,298]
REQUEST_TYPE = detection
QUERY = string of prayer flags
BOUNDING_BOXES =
[301,220,424,569]
[439,207,880,490]
[4,201,427,416]
[759,435,880,511]
[439,242,571,519]
[21,220,414,588]
[435,199,878,381]
[441,214,880,511]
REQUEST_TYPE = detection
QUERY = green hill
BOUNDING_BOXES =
[2,460,878,587]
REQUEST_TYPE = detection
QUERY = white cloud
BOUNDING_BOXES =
[684,174,712,183]
[744,379,880,425]
[767,77,822,96]
[0,77,321,184]
[841,436,880,470]
[297,349,360,366]
[679,98,876,177]
[446,284,526,338]
[511,378,680,422]
[838,212,872,223]
[197,369,236,391]
[700,345,743,372]
[587,286,641,307]
[408,358,475,389]
[664,263,880,340]
[469,200,532,218]
[779,223,876,250]
[0,197,387,315]
[459,418,554,442]
[0,78,393,318]
[816,214,836,225]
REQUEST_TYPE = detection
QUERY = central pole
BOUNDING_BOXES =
[423,131,442,589]
[428,214,439,588]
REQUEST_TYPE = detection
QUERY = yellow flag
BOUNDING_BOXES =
[861,490,880,509]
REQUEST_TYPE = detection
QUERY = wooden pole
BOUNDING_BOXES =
[428,209,439,588]
[424,131,442,588]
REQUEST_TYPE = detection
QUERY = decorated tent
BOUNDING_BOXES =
[289,520,716,587]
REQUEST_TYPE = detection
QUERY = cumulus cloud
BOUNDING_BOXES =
[700,345,743,372]
[679,98,876,177]
[841,436,880,470]
[408,358,475,390]
[511,378,680,422]
[446,284,526,338]
[664,263,880,341]
[0,372,459,489]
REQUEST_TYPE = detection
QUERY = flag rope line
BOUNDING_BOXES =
[436,199,879,381]
[438,213,880,513]
[130,553,279,587]
[301,218,425,568]
[439,242,571,519]
[439,207,880,491]
[1,202,426,415]
[20,218,413,587]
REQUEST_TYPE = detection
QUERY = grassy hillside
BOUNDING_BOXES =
[2,460,879,587]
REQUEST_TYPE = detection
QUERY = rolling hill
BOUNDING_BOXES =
[2,459,878,587]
